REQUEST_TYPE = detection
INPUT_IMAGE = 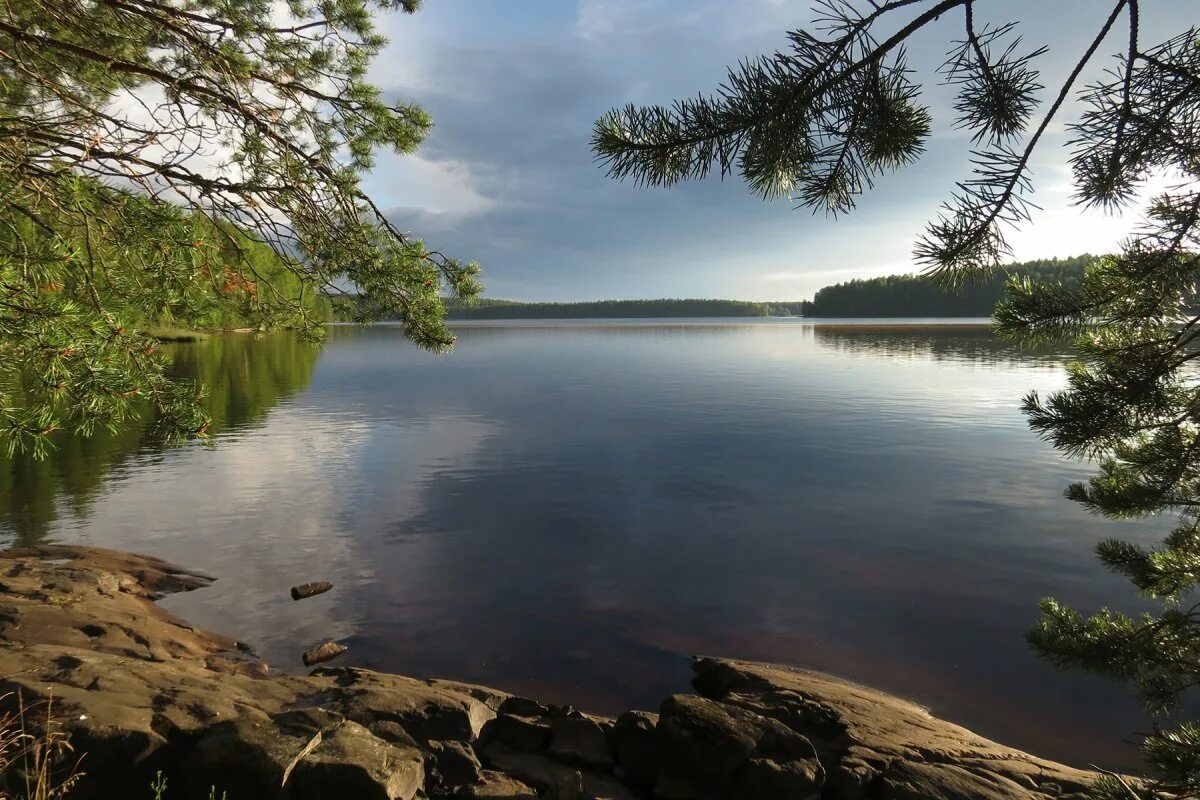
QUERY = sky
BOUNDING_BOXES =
[361,0,1195,302]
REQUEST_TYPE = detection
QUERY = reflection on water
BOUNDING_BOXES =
[0,321,1159,770]
[812,324,1070,364]
[0,334,319,545]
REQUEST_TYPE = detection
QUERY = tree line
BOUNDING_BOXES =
[337,257,1092,321]
[803,256,1092,317]
[330,297,808,320]
[442,298,807,319]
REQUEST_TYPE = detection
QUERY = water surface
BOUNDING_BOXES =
[0,320,1160,769]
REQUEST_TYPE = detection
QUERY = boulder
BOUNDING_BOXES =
[487,714,552,753]
[481,743,639,800]
[653,694,822,799]
[499,696,552,718]
[609,711,658,791]
[310,667,497,744]
[184,716,321,800]
[549,715,613,770]
[428,738,484,788]
[454,770,539,799]
[288,720,425,800]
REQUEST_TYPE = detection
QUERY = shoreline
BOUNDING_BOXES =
[0,544,1107,799]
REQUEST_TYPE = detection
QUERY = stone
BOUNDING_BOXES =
[290,582,333,601]
[302,641,347,667]
[454,770,539,799]
[185,717,320,800]
[499,696,551,718]
[427,679,511,712]
[687,658,1097,800]
[487,713,552,753]
[481,743,639,800]
[288,720,425,800]
[654,694,822,799]
[609,711,658,791]
[369,719,421,748]
[429,738,484,788]
[0,547,1115,800]
[735,756,823,800]
[544,768,585,800]
[549,715,613,770]
[877,760,1044,800]
[311,667,498,744]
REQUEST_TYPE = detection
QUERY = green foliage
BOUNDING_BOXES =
[593,1,1200,794]
[999,203,1200,798]
[0,0,480,456]
[806,255,1091,317]
[0,333,320,546]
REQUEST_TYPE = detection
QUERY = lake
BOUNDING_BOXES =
[0,319,1161,770]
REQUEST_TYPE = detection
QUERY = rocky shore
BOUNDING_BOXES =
[0,546,1103,799]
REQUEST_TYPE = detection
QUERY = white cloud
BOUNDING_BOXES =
[368,153,497,217]
[575,0,660,40]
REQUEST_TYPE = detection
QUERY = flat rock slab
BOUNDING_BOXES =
[690,657,1099,800]
[0,546,1114,800]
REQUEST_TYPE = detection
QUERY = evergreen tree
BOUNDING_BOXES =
[0,0,480,456]
[594,2,1200,795]
[807,255,1092,317]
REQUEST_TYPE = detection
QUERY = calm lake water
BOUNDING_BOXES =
[0,320,1163,769]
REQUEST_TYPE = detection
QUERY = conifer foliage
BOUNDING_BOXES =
[0,0,480,456]
[595,2,1200,795]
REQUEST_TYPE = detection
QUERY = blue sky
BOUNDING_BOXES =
[362,0,1195,301]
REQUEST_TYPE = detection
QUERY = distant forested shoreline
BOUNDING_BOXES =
[329,256,1094,321]
[803,256,1092,317]
[442,298,807,319]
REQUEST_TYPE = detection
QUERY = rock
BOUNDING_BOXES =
[499,696,551,718]
[454,770,538,799]
[544,768,585,800]
[289,720,425,800]
[291,582,333,601]
[369,720,421,748]
[311,667,497,744]
[736,757,823,800]
[429,739,484,788]
[427,679,511,713]
[549,715,613,770]
[185,716,322,800]
[487,713,552,753]
[0,547,1114,800]
[609,711,658,791]
[302,641,347,667]
[688,657,1097,800]
[654,694,822,800]
[481,743,639,800]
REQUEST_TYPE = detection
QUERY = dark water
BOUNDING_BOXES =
[0,320,1163,770]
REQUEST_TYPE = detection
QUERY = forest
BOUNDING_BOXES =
[803,256,1092,316]
[432,257,1093,320]
[440,298,808,319]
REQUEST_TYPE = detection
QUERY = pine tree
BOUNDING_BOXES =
[0,0,481,456]
[593,2,1200,795]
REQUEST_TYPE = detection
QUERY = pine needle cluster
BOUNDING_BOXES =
[0,0,481,455]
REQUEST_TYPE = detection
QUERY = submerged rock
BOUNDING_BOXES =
[0,545,1111,800]
[290,581,333,601]
[302,641,348,667]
